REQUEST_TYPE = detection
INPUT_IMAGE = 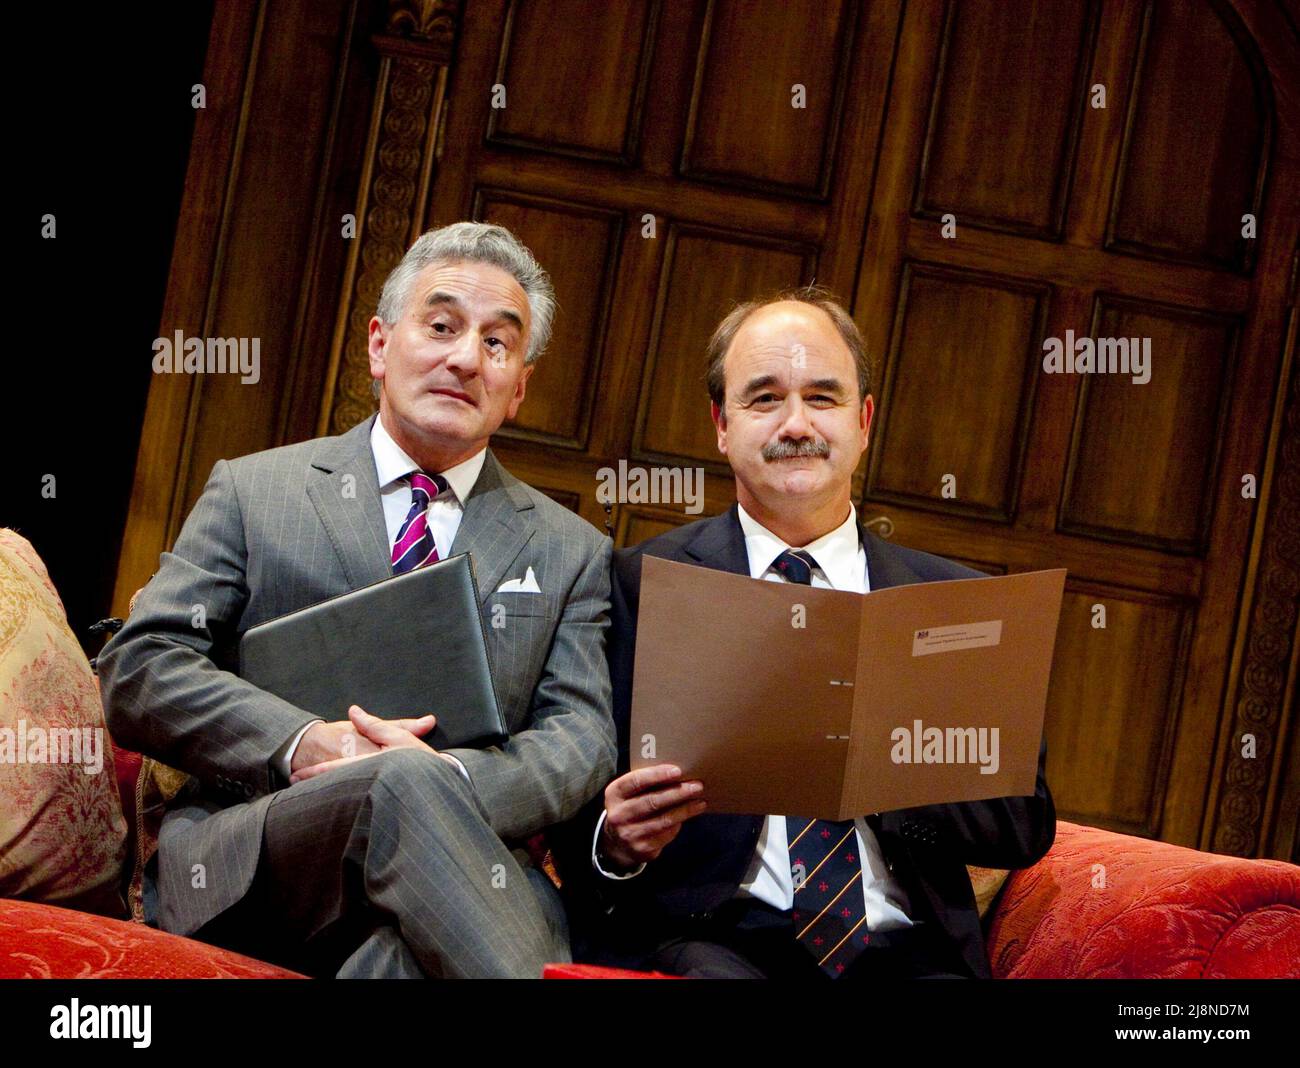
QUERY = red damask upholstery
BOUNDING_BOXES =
[985,821,1300,979]
[542,963,681,979]
[10,738,1300,979]
[111,744,142,831]
[0,898,304,978]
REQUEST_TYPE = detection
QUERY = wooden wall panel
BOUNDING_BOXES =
[1044,585,1191,836]
[680,0,854,197]
[1060,296,1238,553]
[634,225,816,470]
[869,262,1047,521]
[915,0,1098,238]
[1107,0,1269,272]
[183,0,358,512]
[473,188,621,448]
[113,0,381,613]
[485,0,656,163]
[617,505,692,547]
[853,0,1298,852]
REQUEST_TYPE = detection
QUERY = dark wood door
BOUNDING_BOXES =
[336,0,1296,852]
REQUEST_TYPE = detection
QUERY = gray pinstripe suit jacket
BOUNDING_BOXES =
[98,415,615,936]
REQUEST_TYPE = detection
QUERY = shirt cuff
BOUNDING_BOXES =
[274,720,322,781]
[592,809,647,880]
[439,752,471,782]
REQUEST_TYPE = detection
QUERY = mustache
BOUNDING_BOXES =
[762,437,830,461]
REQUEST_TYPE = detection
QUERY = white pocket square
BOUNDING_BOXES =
[495,566,541,594]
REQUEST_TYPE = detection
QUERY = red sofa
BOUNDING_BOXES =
[3,736,1296,978]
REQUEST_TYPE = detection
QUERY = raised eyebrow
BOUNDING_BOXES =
[424,291,462,312]
[740,374,780,397]
[488,309,524,333]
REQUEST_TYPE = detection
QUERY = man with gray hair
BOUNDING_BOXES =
[100,222,615,978]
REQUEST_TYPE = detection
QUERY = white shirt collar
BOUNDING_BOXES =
[736,500,866,592]
[370,415,488,505]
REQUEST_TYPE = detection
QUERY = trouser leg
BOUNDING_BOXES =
[202,749,568,978]
[335,925,427,979]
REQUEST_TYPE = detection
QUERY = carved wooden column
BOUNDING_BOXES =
[1213,287,1300,860]
[322,0,464,435]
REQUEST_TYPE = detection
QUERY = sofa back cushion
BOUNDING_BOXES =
[0,529,128,917]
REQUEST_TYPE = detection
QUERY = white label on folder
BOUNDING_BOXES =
[912,620,1002,656]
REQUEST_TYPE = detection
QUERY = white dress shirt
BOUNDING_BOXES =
[272,416,486,779]
[594,501,914,933]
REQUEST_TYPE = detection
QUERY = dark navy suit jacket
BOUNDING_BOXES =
[551,504,1055,978]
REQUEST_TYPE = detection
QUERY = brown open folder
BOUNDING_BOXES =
[630,556,1067,819]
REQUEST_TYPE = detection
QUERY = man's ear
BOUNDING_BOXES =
[711,400,728,456]
[367,316,388,382]
[859,393,875,452]
[506,361,535,420]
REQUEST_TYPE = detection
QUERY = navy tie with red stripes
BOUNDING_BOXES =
[773,548,871,977]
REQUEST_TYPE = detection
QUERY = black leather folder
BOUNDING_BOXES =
[238,553,507,749]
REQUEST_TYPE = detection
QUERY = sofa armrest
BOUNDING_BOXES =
[0,898,304,978]
[985,820,1300,978]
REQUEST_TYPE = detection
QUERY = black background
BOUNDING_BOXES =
[9,1,215,651]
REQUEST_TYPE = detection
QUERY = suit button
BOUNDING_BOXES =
[243,782,255,799]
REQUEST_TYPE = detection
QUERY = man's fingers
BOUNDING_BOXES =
[348,705,411,745]
[289,753,371,783]
[391,714,437,735]
[349,706,435,740]
[607,799,708,864]
[610,797,707,840]
[613,781,704,823]
[608,764,685,803]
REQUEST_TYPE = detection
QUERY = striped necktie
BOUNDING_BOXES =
[391,471,449,575]
[773,548,870,977]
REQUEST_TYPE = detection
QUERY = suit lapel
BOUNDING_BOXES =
[682,504,751,577]
[306,420,537,599]
[449,449,537,606]
[305,415,392,589]
[861,526,925,591]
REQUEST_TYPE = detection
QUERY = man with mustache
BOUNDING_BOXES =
[553,288,1054,978]
[100,222,615,978]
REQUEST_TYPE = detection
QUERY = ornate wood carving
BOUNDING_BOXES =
[1214,340,1300,855]
[385,0,461,51]
[326,0,464,435]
